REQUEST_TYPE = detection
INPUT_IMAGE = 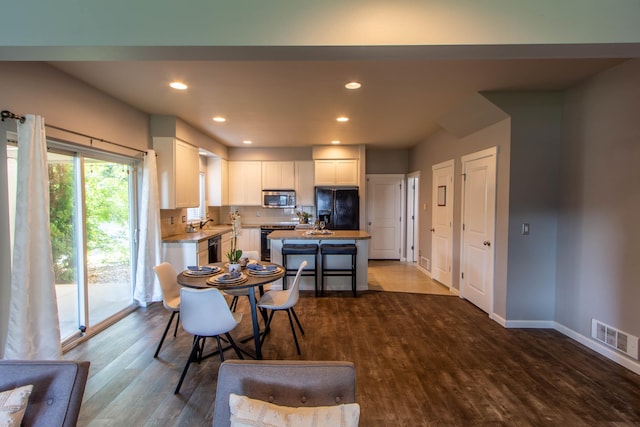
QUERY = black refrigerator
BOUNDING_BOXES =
[315,187,359,230]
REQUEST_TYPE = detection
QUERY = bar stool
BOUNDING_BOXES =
[281,243,319,296]
[320,244,357,297]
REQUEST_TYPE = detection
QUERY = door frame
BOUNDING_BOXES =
[406,171,420,264]
[459,146,497,315]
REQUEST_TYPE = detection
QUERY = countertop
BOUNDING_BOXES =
[162,225,233,243]
[266,229,371,240]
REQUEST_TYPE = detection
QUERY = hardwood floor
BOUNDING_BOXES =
[66,287,640,426]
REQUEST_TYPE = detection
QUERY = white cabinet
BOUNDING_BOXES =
[162,240,208,271]
[154,137,200,209]
[237,227,261,253]
[314,159,358,186]
[295,161,315,206]
[262,161,295,190]
[228,161,262,205]
[207,157,228,206]
[221,231,232,259]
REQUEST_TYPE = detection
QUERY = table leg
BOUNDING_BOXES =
[248,289,262,360]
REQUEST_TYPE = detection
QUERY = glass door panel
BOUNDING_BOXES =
[8,141,137,346]
[84,159,133,326]
[48,152,80,341]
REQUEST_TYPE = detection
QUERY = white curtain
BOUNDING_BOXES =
[133,149,163,306]
[4,115,62,360]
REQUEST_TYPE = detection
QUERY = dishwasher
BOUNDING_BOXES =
[208,235,222,263]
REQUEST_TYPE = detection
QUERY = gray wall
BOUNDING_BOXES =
[485,92,563,321]
[0,62,149,154]
[408,117,511,320]
[366,149,409,174]
[556,59,640,339]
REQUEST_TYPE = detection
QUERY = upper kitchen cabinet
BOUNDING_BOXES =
[295,161,315,206]
[207,157,228,206]
[228,161,262,205]
[262,161,295,190]
[154,137,200,209]
[314,159,358,186]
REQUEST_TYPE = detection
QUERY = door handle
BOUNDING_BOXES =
[368,222,372,226]
[483,241,491,247]
[430,228,435,232]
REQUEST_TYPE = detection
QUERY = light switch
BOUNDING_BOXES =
[522,223,530,235]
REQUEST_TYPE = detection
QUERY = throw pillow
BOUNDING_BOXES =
[0,384,33,427]
[229,393,360,427]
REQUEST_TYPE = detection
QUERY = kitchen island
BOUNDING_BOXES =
[267,229,371,293]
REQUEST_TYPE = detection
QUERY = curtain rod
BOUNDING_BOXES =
[1,109,26,123]
[1,109,147,155]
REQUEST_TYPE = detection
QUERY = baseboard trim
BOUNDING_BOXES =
[554,321,640,376]
[495,316,640,375]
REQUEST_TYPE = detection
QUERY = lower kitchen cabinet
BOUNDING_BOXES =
[237,227,260,253]
[162,240,208,271]
[221,231,232,259]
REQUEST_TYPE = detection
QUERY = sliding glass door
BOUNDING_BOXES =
[83,157,134,327]
[7,142,138,344]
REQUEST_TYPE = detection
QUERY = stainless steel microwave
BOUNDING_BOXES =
[262,190,296,208]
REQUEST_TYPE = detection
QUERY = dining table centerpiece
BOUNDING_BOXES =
[226,210,243,272]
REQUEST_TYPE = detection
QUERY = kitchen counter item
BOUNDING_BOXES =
[266,229,371,240]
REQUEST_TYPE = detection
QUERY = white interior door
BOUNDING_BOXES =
[406,172,420,263]
[431,160,454,287]
[367,174,403,259]
[460,147,497,314]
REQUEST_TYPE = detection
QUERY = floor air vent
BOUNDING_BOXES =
[591,319,639,360]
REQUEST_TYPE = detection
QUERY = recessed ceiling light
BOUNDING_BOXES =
[345,81,361,90]
[331,140,341,144]
[336,116,349,122]
[212,116,226,122]
[169,81,188,90]
[242,140,253,145]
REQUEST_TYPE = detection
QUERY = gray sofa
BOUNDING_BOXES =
[213,360,356,427]
[0,360,90,427]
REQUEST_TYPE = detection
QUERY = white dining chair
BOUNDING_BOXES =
[224,250,260,311]
[174,287,244,394]
[153,262,181,358]
[258,260,306,355]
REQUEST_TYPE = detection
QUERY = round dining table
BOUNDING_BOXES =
[177,262,284,360]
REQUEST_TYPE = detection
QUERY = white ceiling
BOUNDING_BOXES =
[50,56,624,149]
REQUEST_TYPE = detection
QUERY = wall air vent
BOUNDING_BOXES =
[591,319,639,360]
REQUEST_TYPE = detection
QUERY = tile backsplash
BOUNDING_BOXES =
[160,205,315,237]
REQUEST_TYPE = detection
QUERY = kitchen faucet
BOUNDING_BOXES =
[199,218,214,229]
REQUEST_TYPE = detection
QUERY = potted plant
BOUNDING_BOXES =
[295,210,313,224]
[226,211,243,272]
